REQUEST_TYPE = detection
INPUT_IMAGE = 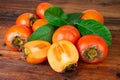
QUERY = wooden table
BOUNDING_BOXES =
[0,0,120,80]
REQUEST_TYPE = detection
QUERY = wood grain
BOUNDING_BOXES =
[0,0,120,80]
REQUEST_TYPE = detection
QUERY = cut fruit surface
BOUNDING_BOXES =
[47,40,79,72]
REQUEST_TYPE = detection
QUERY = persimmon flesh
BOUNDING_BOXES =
[47,40,79,73]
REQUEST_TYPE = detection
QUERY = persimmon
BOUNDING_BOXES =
[52,25,80,44]
[36,2,52,19]
[5,24,32,51]
[81,9,104,24]
[47,40,79,73]
[32,19,48,31]
[23,40,51,64]
[77,34,108,63]
[16,13,36,27]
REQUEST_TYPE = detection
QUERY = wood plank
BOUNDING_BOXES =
[0,57,119,80]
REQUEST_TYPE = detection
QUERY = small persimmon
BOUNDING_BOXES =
[23,40,51,64]
[81,9,104,24]
[47,40,79,73]
[52,25,80,44]
[32,19,48,31]
[5,24,32,51]
[36,2,52,19]
[16,13,36,27]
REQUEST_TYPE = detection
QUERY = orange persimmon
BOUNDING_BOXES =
[52,25,80,44]
[5,24,32,51]
[77,34,108,63]
[81,9,104,24]
[32,19,48,31]
[16,13,36,27]
[36,2,52,19]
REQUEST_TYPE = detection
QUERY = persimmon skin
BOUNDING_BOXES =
[32,19,48,31]
[23,40,51,64]
[81,9,104,24]
[26,54,47,64]
[47,40,79,73]
[36,2,52,19]
[77,34,108,63]
[16,13,36,27]
[52,25,80,44]
[5,24,32,51]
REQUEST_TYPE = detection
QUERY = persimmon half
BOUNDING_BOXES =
[23,40,51,64]
[52,25,80,44]
[81,9,104,24]
[47,40,79,73]
[5,24,32,51]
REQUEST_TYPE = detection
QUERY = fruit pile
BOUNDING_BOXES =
[4,2,112,73]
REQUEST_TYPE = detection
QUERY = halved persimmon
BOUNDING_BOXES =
[47,40,79,73]
[23,40,51,64]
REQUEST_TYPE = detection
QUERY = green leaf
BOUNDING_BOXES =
[28,24,55,43]
[67,13,83,25]
[44,6,67,27]
[76,19,112,46]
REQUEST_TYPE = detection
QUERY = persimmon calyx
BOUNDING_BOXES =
[83,45,102,62]
[23,48,30,56]
[87,48,97,60]
[30,16,37,27]
[12,36,25,50]
[22,48,31,59]
[64,63,77,72]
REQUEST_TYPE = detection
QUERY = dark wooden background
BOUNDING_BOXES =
[0,0,120,80]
